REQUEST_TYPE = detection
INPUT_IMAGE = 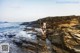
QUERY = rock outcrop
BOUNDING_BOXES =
[17,15,80,53]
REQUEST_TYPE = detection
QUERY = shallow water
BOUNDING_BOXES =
[0,22,28,53]
[0,22,52,53]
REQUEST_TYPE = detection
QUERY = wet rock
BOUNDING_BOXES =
[7,35,15,38]
[13,38,22,46]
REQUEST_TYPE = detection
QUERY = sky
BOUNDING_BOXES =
[0,0,80,22]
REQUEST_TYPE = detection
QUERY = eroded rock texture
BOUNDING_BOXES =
[15,15,80,53]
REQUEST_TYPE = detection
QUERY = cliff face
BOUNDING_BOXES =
[38,15,80,53]
[36,15,80,53]
[20,15,80,53]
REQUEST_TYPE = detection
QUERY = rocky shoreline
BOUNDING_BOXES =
[0,15,80,53]
[20,15,80,53]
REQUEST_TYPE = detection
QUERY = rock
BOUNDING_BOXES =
[12,16,80,53]
[7,35,15,38]
[73,45,80,53]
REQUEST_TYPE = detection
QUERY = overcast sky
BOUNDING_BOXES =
[0,0,80,22]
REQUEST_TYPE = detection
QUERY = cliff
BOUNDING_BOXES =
[20,15,80,53]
